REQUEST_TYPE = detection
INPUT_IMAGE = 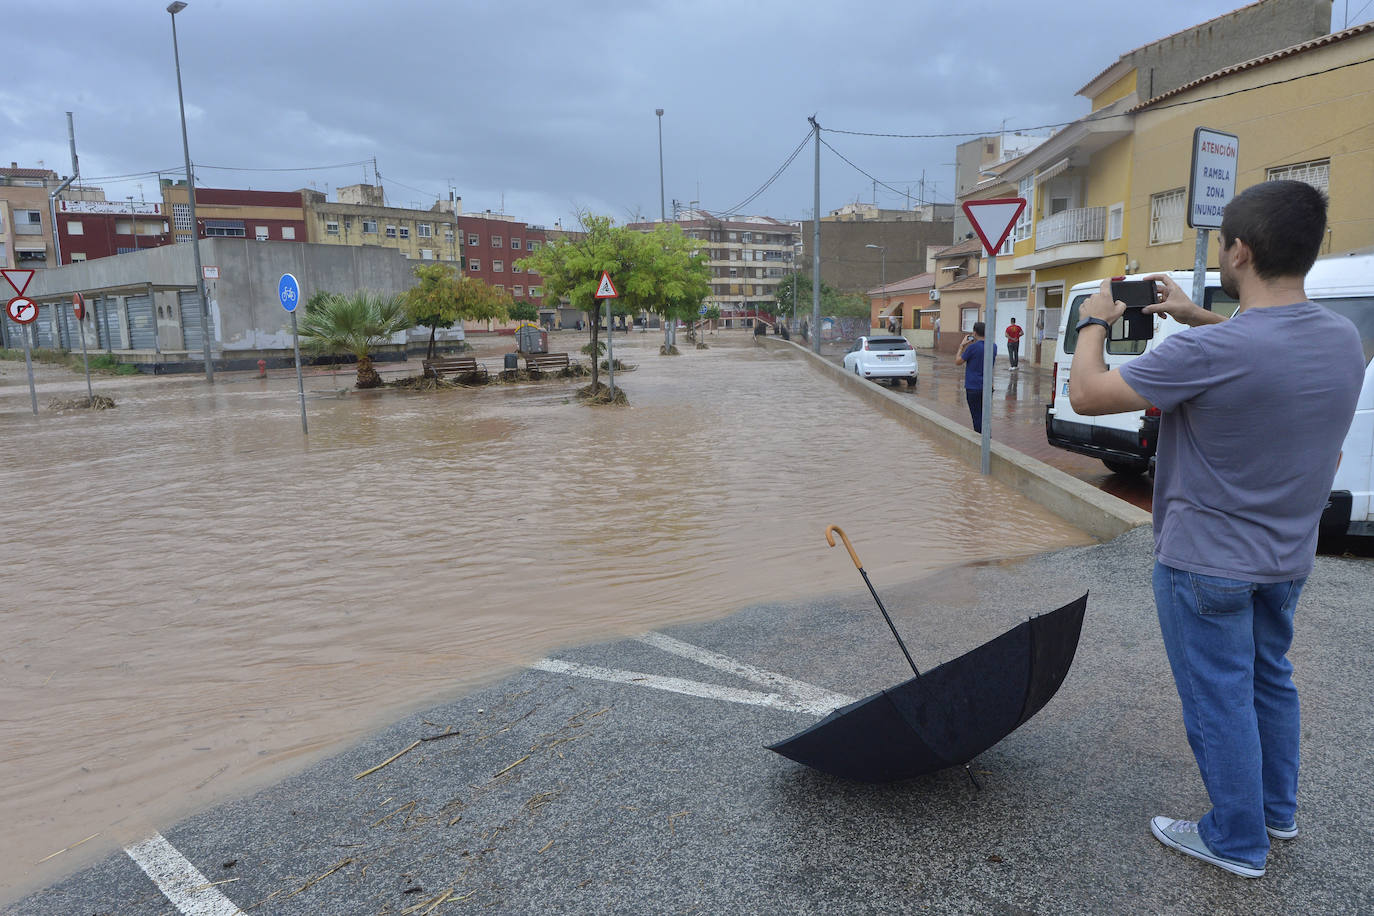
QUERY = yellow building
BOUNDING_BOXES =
[1129,25,1374,271]
[301,185,461,262]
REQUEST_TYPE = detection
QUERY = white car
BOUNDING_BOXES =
[843,335,917,386]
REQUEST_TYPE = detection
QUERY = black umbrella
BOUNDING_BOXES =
[768,525,1087,784]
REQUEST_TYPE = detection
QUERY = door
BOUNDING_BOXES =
[179,290,205,354]
[125,294,156,350]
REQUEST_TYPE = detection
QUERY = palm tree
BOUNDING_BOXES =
[298,291,409,389]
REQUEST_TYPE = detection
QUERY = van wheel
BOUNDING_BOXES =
[906,377,916,387]
[1103,459,1147,476]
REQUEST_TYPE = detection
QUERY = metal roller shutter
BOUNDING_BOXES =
[34,304,56,349]
[98,297,122,350]
[179,290,205,354]
[125,295,156,350]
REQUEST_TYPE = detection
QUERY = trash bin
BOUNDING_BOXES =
[504,352,520,371]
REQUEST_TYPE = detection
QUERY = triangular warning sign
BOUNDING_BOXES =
[1,268,35,296]
[961,198,1027,255]
[595,271,618,299]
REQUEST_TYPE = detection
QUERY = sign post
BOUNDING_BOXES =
[595,271,619,397]
[72,293,94,401]
[279,272,308,435]
[960,197,1027,475]
[7,296,40,415]
[1187,127,1239,306]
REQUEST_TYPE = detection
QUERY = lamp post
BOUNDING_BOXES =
[168,0,214,382]
[656,108,671,346]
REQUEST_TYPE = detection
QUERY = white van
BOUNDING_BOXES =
[1045,251,1374,536]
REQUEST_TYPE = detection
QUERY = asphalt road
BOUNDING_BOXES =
[13,527,1373,915]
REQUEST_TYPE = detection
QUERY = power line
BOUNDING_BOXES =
[717,130,812,217]
[820,136,955,206]
[196,159,374,173]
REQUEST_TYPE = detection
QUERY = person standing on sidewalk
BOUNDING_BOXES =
[1067,180,1363,879]
[954,321,995,433]
[1004,317,1024,369]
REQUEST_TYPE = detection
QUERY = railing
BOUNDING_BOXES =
[1035,206,1105,250]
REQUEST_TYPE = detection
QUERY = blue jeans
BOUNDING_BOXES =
[1152,561,1305,869]
[966,388,983,433]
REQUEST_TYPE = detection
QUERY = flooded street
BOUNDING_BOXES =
[0,335,1091,899]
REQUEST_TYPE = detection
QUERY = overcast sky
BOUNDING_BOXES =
[5,1,1368,228]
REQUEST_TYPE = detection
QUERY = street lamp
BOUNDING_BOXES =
[866,243,888,330]
[656,107,671,346]
[168,0,214,382]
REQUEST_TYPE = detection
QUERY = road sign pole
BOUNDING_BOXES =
[291,310,308,435]
[79,316,93,401]
[1191,230,1209,309]
[23,329,37,416]
[606,300,615,397]
[981,253,998,475]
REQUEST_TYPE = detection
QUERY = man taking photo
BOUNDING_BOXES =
[1068,180,1363,879]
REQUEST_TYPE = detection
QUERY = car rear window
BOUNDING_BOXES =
[867,337,911,351]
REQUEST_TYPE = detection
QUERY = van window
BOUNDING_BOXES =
[1205,288,1240,318]
[1062,294,1090,355]
[1320,297,1374,365]
[1062,293,1149,353]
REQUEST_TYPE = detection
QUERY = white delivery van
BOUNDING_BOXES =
[1045,251,1374,536]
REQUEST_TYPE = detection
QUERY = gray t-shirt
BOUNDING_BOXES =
[1119,302,1364,582]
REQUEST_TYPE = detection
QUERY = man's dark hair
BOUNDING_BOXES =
[972,321,986,336]
[1220,180,1327,279]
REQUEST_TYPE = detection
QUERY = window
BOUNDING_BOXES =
[1148,188,1185,245]
[326,221,339,235]
[494,284,504,291]
[1267,158,1329,193]
[444,228,454,242]
[417,223,432,238]
[729,267,738,277]
[1107,203,1124,241]
[173,203,192,234]
[513,285,524,296]
[468,234,479,246]
[205,220,246,237]
[530,286,541,297]
[25,210,42,224]
[469,259,480,270]
[513,262,523,273]
[1014,176,1034,242]
[510,237,520,249]
[256,226,269,241]
[399,226,409,239]
[67,221,84,235]
[528,240,539,251]
[961,307,979,332]
[385,225,397,238]
[493,260,504,272]
[70,252,86,262]
[421,249,434,259]
[492,236,503,248]
[362,219,378,234]
[281,226,295,240]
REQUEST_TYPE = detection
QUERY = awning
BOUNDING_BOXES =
[879,302,904,318]
[15,245,47,252]
[1035,157,1070,185]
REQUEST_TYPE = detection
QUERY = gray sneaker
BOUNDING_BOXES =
[1150,816,1266,878]
[1267,821,1299,840]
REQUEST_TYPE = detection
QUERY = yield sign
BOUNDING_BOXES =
[961,198,1027,255]
[2,268,35,296]
[594,271,618,299]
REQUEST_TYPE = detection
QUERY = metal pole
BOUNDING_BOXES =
[656,108,673,348]
[980,253,998,475]
[1191,228,1209,308]
[169,3,214,383]
[23,329,38,416]
[809,116,821,354]
[78,304,93,401]
[606,299,615,397]
[291,310,308,434]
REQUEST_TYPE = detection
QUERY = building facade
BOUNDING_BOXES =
[162,182,308,246]
[55,199,168,264]
[0,164,63,269]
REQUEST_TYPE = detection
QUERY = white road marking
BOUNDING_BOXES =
[530,658,847,716]
[125,833,243,916]
[636,632,855,710]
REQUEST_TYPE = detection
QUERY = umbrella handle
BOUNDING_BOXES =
[825,525,863,571]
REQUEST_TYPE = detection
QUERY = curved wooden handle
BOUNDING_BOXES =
[825,524,863,570]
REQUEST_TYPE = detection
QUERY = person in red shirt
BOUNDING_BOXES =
[1005,317,1024,368]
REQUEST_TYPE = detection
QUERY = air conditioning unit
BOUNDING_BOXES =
[929,289,941,301]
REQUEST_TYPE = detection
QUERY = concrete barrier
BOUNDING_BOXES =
[760,337,1151,541]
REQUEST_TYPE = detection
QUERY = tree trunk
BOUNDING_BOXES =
[588,320,600,390]
[355,354,382,389]
[426,326,437,361]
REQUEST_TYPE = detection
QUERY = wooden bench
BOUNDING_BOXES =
[422,356,488,381]
[524,352,571,376]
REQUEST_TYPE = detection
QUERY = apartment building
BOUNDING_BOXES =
[55,198,168,264]
[162,181,308,245]
[0,164,62,269]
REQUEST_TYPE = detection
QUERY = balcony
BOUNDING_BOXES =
[1013,206,1106,271]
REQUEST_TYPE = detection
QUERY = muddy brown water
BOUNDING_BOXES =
[0,335,1092,900]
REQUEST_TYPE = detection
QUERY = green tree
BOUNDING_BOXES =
[518,214,710,392]
[401,263,511,360]
[298,290,410,389]
[508,300,539,323]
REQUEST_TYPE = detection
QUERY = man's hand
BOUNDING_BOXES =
[1142,273,1225,326]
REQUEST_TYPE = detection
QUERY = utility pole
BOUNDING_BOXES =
[809,116,822,354]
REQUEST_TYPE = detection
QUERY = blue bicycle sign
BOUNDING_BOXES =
[279,273,301,313]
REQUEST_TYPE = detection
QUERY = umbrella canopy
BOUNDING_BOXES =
[769,592,1088,783]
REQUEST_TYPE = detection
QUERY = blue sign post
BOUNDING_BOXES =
[279,272,307,434]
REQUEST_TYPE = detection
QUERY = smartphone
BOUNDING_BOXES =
[1111,279,1155,341]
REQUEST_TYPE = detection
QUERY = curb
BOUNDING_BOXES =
[760,337,1151,541]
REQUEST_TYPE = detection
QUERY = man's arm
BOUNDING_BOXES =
[954,335,973,365]
[1067,279,1152,416]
